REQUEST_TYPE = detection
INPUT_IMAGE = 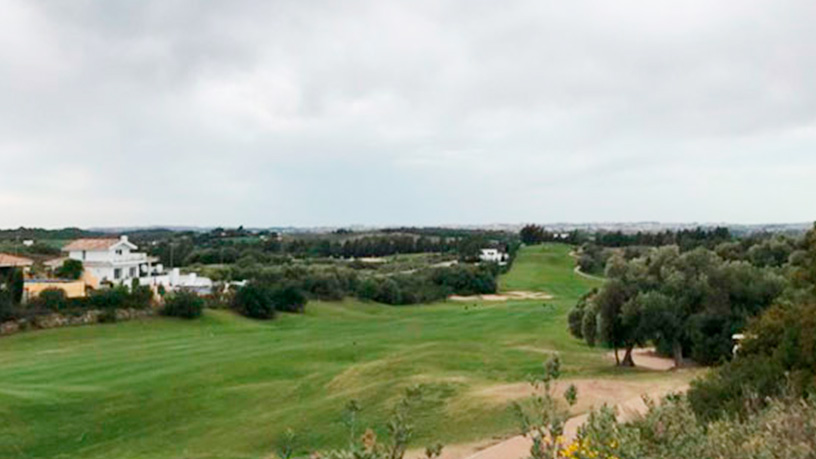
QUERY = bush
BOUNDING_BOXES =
[232,283,276,319]
[126,285,154,309]
[270,285,307,313]
[55,259,84,280]
[32,288,68,312]
[88,286,130,309]
[162,290,204,319]
[430,264,497,296]
[687,301,816,421]
[687,313,734,365]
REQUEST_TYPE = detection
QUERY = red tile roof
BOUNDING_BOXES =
[0,253,34,267]
[62,238,120,251]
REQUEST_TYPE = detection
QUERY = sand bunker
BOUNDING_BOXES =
[449,291,554,302]
[605,348,679,371]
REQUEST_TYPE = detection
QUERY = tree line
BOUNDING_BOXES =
[148,230,518,268]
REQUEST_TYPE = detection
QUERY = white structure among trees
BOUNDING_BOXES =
[479,248,509,265]
[63,236,160,286]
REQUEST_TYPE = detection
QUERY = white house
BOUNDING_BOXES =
[63,236,160,286]
[479,248,508,265]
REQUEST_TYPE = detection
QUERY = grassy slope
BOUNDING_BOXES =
[0,244,624,459]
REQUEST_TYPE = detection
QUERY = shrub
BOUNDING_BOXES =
[568,288,597,339]
[687,313,734,365]
[687,301,816,421]
[232,283,276,319]
[270,285,307,313]
[32,288,68,312]
[55,259,84,280]
[126,285,154,309]
[88,286,130,309]
[162,290,204,319]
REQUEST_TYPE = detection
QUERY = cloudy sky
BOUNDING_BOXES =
[1,1,815,228]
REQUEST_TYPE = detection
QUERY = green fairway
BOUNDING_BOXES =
[500,243,601,297]
[1,244,619,459]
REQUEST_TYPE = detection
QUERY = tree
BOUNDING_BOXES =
[568,288,597,339]
[595,279,639,366]
[9,268,23,305]
[520,224,546,245]
[630,291,685,367]
[791,223,816,299]
[55,259,84,280]
[0,289,13,321]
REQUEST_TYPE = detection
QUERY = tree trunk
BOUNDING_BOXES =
[620,346,635,367]
[613,347,620,366]
[672,339,684,369]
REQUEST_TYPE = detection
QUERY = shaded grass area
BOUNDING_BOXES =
[0,244,641,459]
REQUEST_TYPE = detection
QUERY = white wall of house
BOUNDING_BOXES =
[139,268,214,294]
[66,237,150,285]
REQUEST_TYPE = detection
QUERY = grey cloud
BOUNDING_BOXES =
[1,0,815,227]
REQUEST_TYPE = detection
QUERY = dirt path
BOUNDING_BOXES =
[408,351,691,459]
[462,379,689,459]
[572,265,605,282]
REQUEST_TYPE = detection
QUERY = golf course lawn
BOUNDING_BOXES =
[0,244,662,458]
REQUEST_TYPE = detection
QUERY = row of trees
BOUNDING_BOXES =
[569,246,786,366]
[151,235,460,267]
[239,263,500,306]
[577,232,802,275]
[519,225,581,245]
[593,227,732,248]
[147,227,520,268]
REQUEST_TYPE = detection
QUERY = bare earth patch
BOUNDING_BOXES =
[605,348,683,371]
[409,349,696,459]
[449,291,554,302]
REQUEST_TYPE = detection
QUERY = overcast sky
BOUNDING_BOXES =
[1,1,815,228]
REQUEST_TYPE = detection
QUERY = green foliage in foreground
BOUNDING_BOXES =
[509,355,816,459]
[563,395,816,459]
[688,300,816,421]
[0,244,626,459]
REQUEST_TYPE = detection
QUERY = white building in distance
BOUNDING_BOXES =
[479,248,509,265]
[63,236,160,286]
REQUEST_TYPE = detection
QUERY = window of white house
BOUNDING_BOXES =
[114,268,121,279]
[116,249,123,255]
[129,267,137,277]
[82,250,86,260]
